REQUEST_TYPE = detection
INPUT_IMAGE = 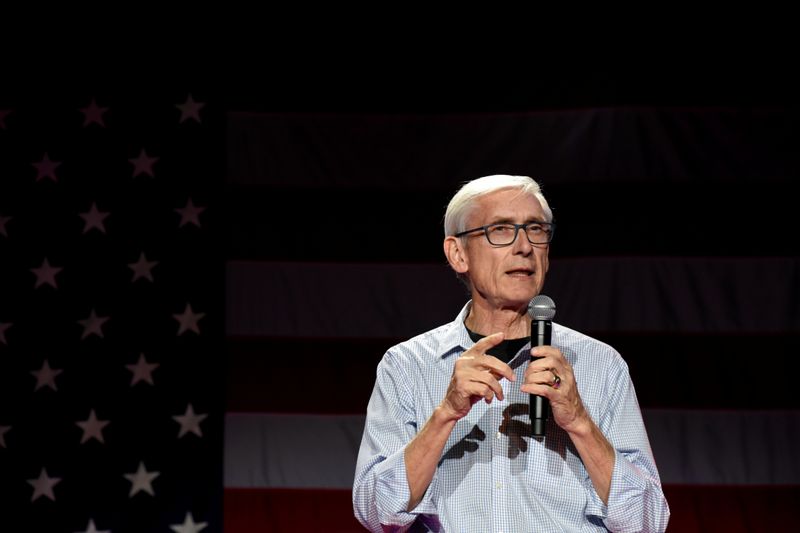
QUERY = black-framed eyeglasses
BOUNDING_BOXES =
[454,222,555,246]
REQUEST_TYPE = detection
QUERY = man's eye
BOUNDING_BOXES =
[489,225,514,234]
[527,224,544,233]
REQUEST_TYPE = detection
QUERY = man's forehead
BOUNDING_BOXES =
[471,189,544,222]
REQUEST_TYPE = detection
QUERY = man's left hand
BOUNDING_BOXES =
[520,346,590,434]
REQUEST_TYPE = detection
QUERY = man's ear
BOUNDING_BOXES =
[444,236,468,274]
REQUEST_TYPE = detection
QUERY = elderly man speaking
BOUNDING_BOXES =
[353,175,669,532]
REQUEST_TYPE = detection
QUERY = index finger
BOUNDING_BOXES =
[472,332,505,354]
[530,345,564,361]
[470,333,515,382]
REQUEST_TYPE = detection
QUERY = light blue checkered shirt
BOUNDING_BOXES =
[353,302,669,533]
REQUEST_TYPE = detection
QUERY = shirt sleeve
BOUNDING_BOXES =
[352,348,439,532]
[584,354,671,533]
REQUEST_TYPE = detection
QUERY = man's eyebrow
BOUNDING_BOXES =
[487,217,516,224]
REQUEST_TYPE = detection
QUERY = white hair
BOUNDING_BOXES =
[444,174,553,236]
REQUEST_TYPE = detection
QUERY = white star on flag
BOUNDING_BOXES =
[33,152,62,182]
[128,252,159,282]
[75,519,111,533]
[0,322,12,345]
[174,198,206,228]
[173,303,205,335]
[124,461,160,497]
[31,257,63,289]
[126,353,159,386]
[27,467,61,502]
[76,409,110,444]
[79,98,109,128]
[0,109,10,129]
[129,148,159,178]
[31,359,63,392]
[0,425,10,448]
[170,512,208,533]
[78,308,109,340]
[79,202,110,234]
[0,214,11,237]
[176,94,206,124]
[173,403,207,438]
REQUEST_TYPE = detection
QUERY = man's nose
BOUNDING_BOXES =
[512,228,533,255]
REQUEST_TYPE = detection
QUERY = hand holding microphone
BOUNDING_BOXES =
[524,294,589,437]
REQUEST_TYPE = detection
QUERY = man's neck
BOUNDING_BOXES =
[464,299,530,339]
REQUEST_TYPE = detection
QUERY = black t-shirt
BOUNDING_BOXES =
[466,327,528,363]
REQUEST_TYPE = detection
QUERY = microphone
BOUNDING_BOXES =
[527,294,556,438]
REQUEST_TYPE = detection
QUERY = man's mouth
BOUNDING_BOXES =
[506,268,534,277]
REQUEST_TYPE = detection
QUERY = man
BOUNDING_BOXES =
[353,175,669,532]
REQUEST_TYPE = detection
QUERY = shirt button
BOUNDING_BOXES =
[495,482,502,489]
[496,432,501,439]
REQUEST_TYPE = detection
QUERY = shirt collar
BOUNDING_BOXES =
[439,301,476,359]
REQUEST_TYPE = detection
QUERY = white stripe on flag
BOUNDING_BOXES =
[224,413,365,489]
[224,410,800,489]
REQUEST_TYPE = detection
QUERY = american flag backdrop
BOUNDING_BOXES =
[0,92,223,532]
[222,84,800,533]
[3,82,800,533]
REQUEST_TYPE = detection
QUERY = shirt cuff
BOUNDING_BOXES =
[603,449,654,532]
[374,447,439,523]
[584,448,650,520]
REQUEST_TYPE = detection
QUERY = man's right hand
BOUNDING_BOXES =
[439,332,516,421]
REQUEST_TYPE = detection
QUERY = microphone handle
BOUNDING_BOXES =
[530,319,552,437]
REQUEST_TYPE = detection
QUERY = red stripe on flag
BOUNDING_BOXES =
[224,487,365,533]
[662,484,800,532]
[223,486,800,533]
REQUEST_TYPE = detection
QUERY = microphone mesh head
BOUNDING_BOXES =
[528,294,556,320]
